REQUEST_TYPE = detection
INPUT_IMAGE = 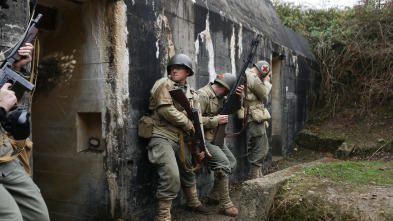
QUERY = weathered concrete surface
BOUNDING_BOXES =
[172,157,337,221]
[284,27,314,60]
[124,1,318,219]
[296,129,345,153]
[0,0,29,51]
[29,1,117,220]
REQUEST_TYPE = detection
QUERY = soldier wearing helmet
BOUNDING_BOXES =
[240,60,272,179]
[253,60,271,78]
[197,73,244,217]
[146,54,212,220]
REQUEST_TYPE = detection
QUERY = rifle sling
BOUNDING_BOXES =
[179,130,186,170]
[29,38,40,111]
[225,107,249,138]
[179,130,203,173]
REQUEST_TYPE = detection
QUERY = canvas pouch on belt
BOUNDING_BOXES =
[0,132,33,175]
[138,115,153,138]
[11,138,33,176]
[250,104,271,123]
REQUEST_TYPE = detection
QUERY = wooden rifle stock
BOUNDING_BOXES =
[169,88,194,120]
[6,14,42,63]
[11,27,38,61]
[212,35,262,147]
[169,88,209,171]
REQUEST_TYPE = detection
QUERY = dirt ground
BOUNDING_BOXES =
[266,107,393,221]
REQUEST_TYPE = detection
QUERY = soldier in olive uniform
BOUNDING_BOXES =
[197,73,243,217]
[147,54,212,220]
[242,60,272,179]
[0,43,50,221]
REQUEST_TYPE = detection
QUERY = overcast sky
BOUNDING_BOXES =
[278,0,360,9]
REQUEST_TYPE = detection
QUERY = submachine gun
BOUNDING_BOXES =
[212,34,262,147]
[0,14,42,140]
[169,88,211,172]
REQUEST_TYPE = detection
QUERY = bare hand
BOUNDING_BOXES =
[0,83,17,112]
[189,124,196,135]
[199,150,212,159]
[12,43,34,71]
[264,73,271,83]
[236,85,244,99]
[199,151,206,160]
[217,114,228,124]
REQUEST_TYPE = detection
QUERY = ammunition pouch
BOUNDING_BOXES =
[237,106,245,119]
[249,104,270,123]
[138,115,153,138]
[204,129,215,141]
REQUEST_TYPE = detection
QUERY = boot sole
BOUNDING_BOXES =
[185,206,213,215]
[218,209,238,217]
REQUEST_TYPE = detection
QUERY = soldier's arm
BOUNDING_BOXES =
[198,91,218,130]
[157,104,193,131]
[248,74,271,101]
[153,80,193,132]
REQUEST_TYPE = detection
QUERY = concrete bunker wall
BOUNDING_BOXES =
[26,0,127,220]
[124,0,317,220]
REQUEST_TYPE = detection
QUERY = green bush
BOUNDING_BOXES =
[273,0,393,116]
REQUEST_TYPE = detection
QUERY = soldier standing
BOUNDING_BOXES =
[197,73,243,217]
[242,60,272,179]
[0,43,50,221]
[147,54,212,220]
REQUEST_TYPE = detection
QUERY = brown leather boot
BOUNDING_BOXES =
[218,206,239,217]
[250,164,261,179]
[186,204,213,215]
[154,200,172,221]
[217,179,239,217]
[183,185,213,215]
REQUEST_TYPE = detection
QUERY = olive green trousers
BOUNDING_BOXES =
[147,135,196,200]
[205,140,236,180]
[247,121,269,167]
[0,158,49,221]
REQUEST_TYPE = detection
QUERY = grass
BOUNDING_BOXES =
[268,160,393,221]
[302,161,393,186]
[268,175,363,221]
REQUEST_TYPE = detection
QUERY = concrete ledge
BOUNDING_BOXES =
[296,129,345,153]
[173,158,336,221]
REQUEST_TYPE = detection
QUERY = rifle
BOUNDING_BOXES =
[169,88,210,172]
[0,14,42,140]
[0,14,42,100]
[212,34,262,147]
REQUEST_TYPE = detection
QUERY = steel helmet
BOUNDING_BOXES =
[167,54,194,76]
[253,60,271,78]
[214,73,236,90]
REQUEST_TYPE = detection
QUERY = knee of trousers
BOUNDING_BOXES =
[229,157,237,170]
[156,175,181,200]
[31,211,50,221]
[214,168,230,181]
[0,208,23,221]
[156,163,181,200]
